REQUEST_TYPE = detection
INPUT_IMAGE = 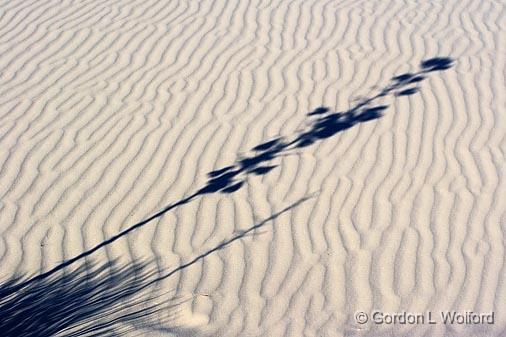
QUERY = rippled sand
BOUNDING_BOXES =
[0,1,504,336]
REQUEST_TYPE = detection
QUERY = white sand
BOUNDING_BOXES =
[0,0,504,336]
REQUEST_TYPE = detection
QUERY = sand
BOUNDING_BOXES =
[0,0,504,336]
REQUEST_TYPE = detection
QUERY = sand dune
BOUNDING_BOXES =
[0,0,505,336]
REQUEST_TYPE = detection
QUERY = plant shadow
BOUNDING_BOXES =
[202,57,454,193]
[0,57,454,336]
[0,260,163,337]
[0,198,309,336]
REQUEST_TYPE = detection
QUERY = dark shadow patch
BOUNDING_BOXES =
[408,75,425,83]
[356,105,388,122]
[396,87,419,96]
[252,138,283,152]
[0,261,163,337]
[307,106,331,116]
[198,170,240,194]
[221,181,244,193]
[249,165,277,175]
[421,57,454,72]
[392,73,416,83]
[208,166,235,177]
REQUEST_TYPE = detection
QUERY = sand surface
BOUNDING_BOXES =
[0,0,505,336]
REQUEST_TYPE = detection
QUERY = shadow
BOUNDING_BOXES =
[0,260,163,337]
[4,58,454,284]
[199,57,454,194]
[155,195,313,282]
[0,56,454,336]
[0,58,454,336]
[396,87,419,96]
[9,58,454,284]
[420,57,454,71]
[0,198,308,337]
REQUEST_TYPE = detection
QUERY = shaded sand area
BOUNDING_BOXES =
[0,1,505,336]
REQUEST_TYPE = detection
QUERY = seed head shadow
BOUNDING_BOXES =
[199,57,454,194]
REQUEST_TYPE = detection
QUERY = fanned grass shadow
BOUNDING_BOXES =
[0,260,163,337]
[0,198,309,336]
